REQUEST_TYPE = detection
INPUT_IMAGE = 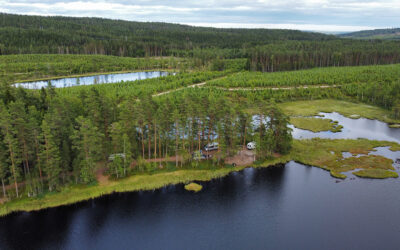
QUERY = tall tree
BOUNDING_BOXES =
[40,117,61,191]
[0,102,21,197]
[71,116,104,183]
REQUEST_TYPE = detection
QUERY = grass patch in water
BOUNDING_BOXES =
[353,169,399,179]
[389,124,400,128]
[291,138,399,179]
[279,99,400,124]
[330,171,347,179]
[290,117,343,132]
[184,183,203,192]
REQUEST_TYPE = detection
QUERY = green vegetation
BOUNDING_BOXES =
[184,183,203,192]
[290,117,342,132]
[0,79,293,205]
[2,15,400,216]
[340,28,400,40]
[291,138,399,179]
[353,169,399,179]
[279,99,400,124]
[1,137,398,216]
[2,13,400,72]
[0,54,183,83]
[208,64,400,88]
[0,156,290,217]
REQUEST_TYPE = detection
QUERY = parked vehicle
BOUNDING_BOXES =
[192,150,212,160]
[247,142,256,150]
[204,142,219,152]
[108,153,126,161]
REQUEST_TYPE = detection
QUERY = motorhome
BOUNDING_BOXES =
[204,142,219,151]
[247,142,256,150]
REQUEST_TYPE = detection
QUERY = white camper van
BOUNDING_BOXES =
[204,142,219,152]
[247,142,256,150]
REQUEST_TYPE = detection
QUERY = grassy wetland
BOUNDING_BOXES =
[290,117,343,132]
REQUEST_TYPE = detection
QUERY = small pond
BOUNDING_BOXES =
[14,71,171,89]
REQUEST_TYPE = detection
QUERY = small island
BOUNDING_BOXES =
[184,183,203,192]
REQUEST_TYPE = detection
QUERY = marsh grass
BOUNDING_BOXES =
[290,117,342,132]
[279,99,400,124]
[353,169,399,179]
[184,183,203,192]
[291,138,399,179]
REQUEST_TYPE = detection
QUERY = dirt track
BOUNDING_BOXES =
[152,79,339,97]
[225,148,256,166]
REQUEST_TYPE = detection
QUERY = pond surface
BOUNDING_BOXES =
[15,71,170,89]
[1,162,400,250]
[291,112,400,143]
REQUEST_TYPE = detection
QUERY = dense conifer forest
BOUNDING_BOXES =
[1,13,400,213]
[1,13,400,71]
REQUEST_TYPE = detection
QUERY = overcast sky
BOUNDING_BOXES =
[0,0,399,32]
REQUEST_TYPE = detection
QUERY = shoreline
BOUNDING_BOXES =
[2,137,399,217]
[13,69,178,84]
[0,156,290,217]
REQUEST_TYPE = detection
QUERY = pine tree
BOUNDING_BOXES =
[40,117,61,191]
[0,102,21,197]
[0,141,9,198]
[71,116,104,183]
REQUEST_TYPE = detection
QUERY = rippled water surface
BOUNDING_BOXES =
[15,71,170,89]
[1,162,400,250]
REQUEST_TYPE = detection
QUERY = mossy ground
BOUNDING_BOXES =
[184,183,203,192]
[290,117,343,132]
[353,169,399,179]
[291,138,399,179]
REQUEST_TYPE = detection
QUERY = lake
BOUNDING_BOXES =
[1,162,400,250]
[14,71,170,89]
[1,113,400,250]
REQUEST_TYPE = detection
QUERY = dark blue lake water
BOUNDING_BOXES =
[1,162,400,250]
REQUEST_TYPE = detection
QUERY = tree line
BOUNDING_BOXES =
[2,13,400,72]
[0,84,292,200]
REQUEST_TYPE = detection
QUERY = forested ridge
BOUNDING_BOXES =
[340,28,400,40]
[2,13,400,72]
[0,13,332,56]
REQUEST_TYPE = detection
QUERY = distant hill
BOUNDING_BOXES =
[0,13,334,56]
[340,28,400,40]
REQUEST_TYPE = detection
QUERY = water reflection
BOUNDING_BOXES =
[291,112,400,143]
[1,163,400,250]
[15,71,171,89]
